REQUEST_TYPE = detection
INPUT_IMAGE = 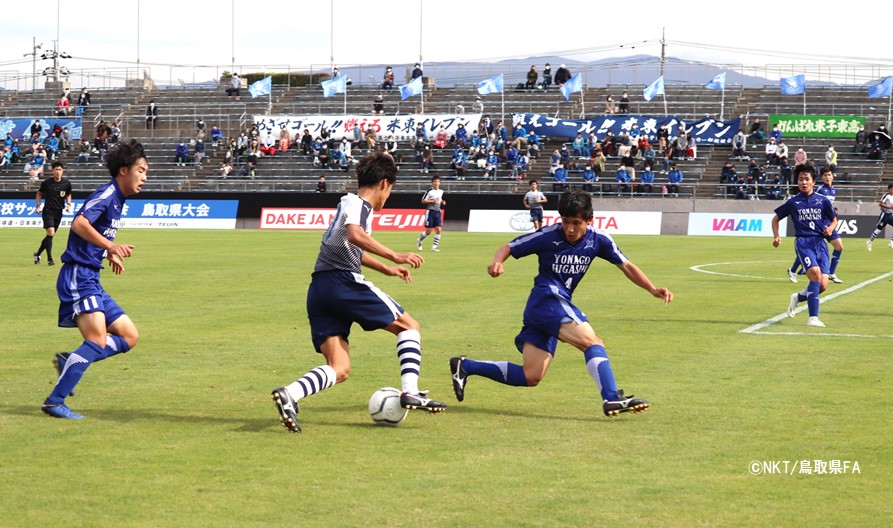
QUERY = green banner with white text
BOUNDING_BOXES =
[770,115,865,138]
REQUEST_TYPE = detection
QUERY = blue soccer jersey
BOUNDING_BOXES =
[815,184,837,204]
[61,179,125,270]
[774,191,836,238]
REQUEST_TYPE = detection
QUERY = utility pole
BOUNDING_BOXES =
[24,38,43,91]
[660,27,666,80]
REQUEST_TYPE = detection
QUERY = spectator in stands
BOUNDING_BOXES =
[420,145,434,174]
[542,63,552,89]
[174,142,190,166]
[240,160,256,178]
[56,94,70,116]
[618,91,630,115]
[581,163,597,193]
[45,134,59,160]
[749,118,765,143]
[145,100,158,129]
[365,127,377,152]
[382,66,395,90]
[667,164,684,197]
[330,145,347,171]
[776,140,789,162]
[247,139,261,164]
[824,146,838,171]
[94,120,110,152]
[76,139,91,163]
[340,137,353,161]
[107,122,120,145]
[260,134,277,157]
[614,165,631,195]
[210,124,223,146]
[554,64,571,87]
[454,123,468,148]
[527,130,540,159]
[641,140,656,167]
[512,123,528,151]
[226,73,241,100]
[193,138,206,167]
[657,124,670,152]
[76,88,91,116]
[765,173,784,200]
[514,152,529,181]
[453,148,468,180]
[552,162,568,192]
[794,147,808,167]
[411,123,428,148]
[673,131,688,161]
[383,135,398,161]
[455,103,465,114]
[723,165,739,197]
[618,143,636,181]
[765,137,778,165]
[778,157,792,188]
[433,126,449,149]
[526,66,538,89]
[559,144,575,170]
[640,164,655,195]
[411,63,423,80]
[590,146,606,178]
[10,138,21,163]
[769,124,782,144]
[0,147,10,173]
[732,129,747,158]
[278,126,291,152]
[298,129,312,156]
[316,176,327,192]
[372,93,385,115]
[195,118,206,135]
[853,124,868,153]
[605,95,616,115]
[472,96,484,114]
[29,147,46,181]
[31,120,44,139]
[220,160,233,178]
[316,142,330,168]
[572,132,586,157]
[484,148,498,179]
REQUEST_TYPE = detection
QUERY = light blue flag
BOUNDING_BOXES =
[705,72,726,91]
[559,73,582,101]
[868,77,893,98]
[248,76,272,98]
[477,74,504,95]
[321,75,347,98]
[400,76,423,101]
[643,75,665,101]
[780,74,805,95]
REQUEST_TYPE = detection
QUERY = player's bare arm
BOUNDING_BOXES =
[347,223,424,268]
[771,215,782,247]
[71,214,134,259]
[616,260,674,304]
[488,243,512,277]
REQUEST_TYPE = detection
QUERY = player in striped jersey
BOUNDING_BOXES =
[450,189,673,417]
[866,183,893,251]
[272,153,446,433]
[788,167,844,283]
[42,140,148,419]
[416,175,445,252]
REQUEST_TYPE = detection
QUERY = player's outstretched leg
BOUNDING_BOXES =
[603,390,650,417]
[52,352,75,397]
[273,364,337,433]
[41,340,103,419]
[400,390,447,413]
[271,387,301,433]
[449,356,468,402]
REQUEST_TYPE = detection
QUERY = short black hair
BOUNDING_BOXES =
[529,179,538,185]
[106,139,146,179]
[51,160,64,169]
[557,189,593,220]
[355,152,398,188]
[793,161,817,180]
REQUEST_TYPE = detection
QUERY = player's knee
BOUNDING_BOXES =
[526,375,544,387]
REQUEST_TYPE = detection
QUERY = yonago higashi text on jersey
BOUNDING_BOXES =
[774,191,836,237]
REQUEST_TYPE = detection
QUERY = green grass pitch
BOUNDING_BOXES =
[1,228,892,526]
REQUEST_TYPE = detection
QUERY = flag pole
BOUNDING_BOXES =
[342,87,346,114]
[421,85,425,114]
[720,86,725,121]
[888,92,891,125]
[662,92,668,116]
[579,85,585,119]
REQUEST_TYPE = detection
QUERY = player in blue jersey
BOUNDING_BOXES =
[42,140,148,419]
[772,162,837,327]
[272,153,446,433]
[449,189,673,417]
[788,167,844,283]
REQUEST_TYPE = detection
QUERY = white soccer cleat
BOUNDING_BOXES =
[889,240,893,250]
[866,239,873,252]
[807,316,826,327]
[787,293,799,318]
[787,269,798,283]
[828,274,842,284]
[416,242,423,251]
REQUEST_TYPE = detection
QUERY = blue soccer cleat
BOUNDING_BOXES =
[41,404,84,419]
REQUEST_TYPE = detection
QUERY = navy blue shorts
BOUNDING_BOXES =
[425,210,443,229]
[56,263,126,328]
[514,283,587,355]
[529,208,544,223]
[306,271,405,352]
[42,210,63,230]
[795,237,830,275]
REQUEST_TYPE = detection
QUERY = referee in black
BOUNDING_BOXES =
[34,160,72,266]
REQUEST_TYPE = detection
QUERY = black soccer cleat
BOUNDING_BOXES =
[400,391,447,413]
[48,259,55,266]
[34,253,41,265]
[449,356,468,402]
[271,387,301,433]
[52,352,75,397]
[603,390,650,417]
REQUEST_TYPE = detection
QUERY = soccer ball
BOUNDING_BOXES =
[368,387,408,427]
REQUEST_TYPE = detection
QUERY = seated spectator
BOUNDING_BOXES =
[749,118,765,143]
[279,126,291,152]
[77,87,91,116]
[667,164,684,196]
[56,94,70,116]
[452,148,468,180]
[316,176,327,192]
[526,65,538,89]
[559,145,575,170]
[472,96,484,114]
[226,73,241,100]
[29,147,46,181]
[76,139,91,163]
[240,160,256,178]
[411,124,428,148]
[615,166,631,195]
[260,134,277,157]
[316,143,330,168]
[193,138,206,167]
[853,125,867,153]
[210,124,224,146]
[433,126,449,149]
[824,145,838,171]
[581,164,597,193]
[765,138,778,165]
[372,93,385,115]
[732,129,747,158]
[381,66,395,90]
[618,143,636,181]
[572,133,586,157]
[640,164,655,195]
[108,122,121,144]
[0,147,10,172]
[454,124,468,148]
[365,127,377,152]
[769,124,782,144]
[552,163,568,192]
[420,145,434,174]
[513,124,528,150]
[526,130,540,159]
[175,142,190,166]
[765,174,784,200]
[220,160,234,178]
[145,100,159,129]
[513,153,528,181]
[484,148,498,179]
[383,135,398,161]
[45,134,59,161]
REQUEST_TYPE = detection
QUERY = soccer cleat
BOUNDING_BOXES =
[603,390,650,417]
[787,292,799,318]
[33,253,40,265]
[889,240,893,249]
[787,269,798,283]
[271,387,301,433]
[52,352,75,397]
[828,274,842,284]
[48,260,55,266]
[41,404,84,419]
[417,242,423,251]
[449,356,468,402]
[431,248,440,252]
[866,239,873,251]
[400,391,447,413]
[807,316,826,327]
